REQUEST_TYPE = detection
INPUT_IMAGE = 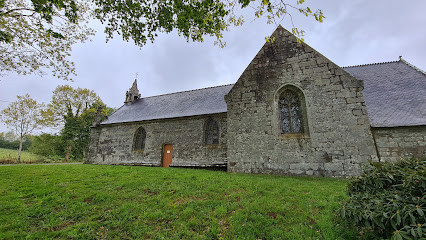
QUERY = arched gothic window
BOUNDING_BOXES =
[279,89,304,134]
[133,127,146,151]
[205,119,219,145]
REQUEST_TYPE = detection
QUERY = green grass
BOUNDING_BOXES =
[0,165,357,239]
[0,148,48,164]
[0,148,81,164]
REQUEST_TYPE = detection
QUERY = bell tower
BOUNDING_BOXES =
[124,79,141,104]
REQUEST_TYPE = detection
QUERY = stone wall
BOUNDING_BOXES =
[86,113,227,167]
[372,126,426,162]
[225,26,378,177]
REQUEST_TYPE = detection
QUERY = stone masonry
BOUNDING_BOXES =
[86,114,227,167]
[372,126,426,162]
[225,26,378,177]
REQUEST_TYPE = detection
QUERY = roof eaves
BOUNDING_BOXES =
[371,123,426,128]
[100,111,228,125]
[100,104,125,125]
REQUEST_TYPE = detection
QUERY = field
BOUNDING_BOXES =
[0,164,357,239]
[0,148,48,164]
[0,148,81,164]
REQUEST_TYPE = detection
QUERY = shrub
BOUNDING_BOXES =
[340,158,425,240]
[29,133,64,158]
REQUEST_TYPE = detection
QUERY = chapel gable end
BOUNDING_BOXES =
[226,25,365,104]
[225,26,377,177]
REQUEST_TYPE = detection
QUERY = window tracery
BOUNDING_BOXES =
[279,89,303,134]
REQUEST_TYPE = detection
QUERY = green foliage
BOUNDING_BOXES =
[45,85,112,160]
[94,0,230,47]
[31,0,79,24]
[0,134,31,151]
[61,111,90,160]
[0,94,49,162]
[61,103,113,160]
[341,158,426,239]
[47,85,103,126]
[0,94,47,136]
[0,165,355,239]
[94,0,324,48]
[1,0,324,80]
[0,0,94,80]
[29,133,64,158]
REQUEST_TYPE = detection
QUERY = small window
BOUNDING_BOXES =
[133,127,146,151]
[279,89,304,134]
[205,119,219,145]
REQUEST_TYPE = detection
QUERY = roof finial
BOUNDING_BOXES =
[135,72,138,80]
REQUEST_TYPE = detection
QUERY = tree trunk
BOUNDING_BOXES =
[17,137,23,164]
[65,145,72,161]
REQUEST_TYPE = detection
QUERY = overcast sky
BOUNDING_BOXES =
[1,0,426,134]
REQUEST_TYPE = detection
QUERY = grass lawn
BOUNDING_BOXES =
[0,165,356,239]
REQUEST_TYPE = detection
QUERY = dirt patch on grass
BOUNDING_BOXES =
[143,188,158,196]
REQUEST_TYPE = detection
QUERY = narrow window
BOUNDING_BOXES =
[205,119,219,145]
[133,127,146,151]
[279,89,303,134]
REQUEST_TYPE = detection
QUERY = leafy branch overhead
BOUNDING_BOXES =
[0,0,94,81]
[0,0,323,80]
[94,0,324,47]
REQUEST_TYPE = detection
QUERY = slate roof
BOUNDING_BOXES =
[102,84,234,125]
[344,60,426,127]
[103,60,426,128]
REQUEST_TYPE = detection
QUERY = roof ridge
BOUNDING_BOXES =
[141,83,234,99]
[342,60,399,68]
[399,57,426,76]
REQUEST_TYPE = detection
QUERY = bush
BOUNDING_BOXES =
[29,133,64,158]
[340,158,425,239]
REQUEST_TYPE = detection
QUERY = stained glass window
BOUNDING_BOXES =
[134,127,146,151]
[205,119,219,144]
[279,89,303,134]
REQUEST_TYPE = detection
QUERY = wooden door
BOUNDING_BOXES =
[162,144,173,167]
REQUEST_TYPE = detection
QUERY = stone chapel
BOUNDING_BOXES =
[86,26,426,177]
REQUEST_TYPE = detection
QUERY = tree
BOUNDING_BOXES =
[60,103,113,160]
[1,0,323,79]
[93,0,324,47]
[0,94,47,162]
[47,85,102,126]
[0,0,94,80]
[29,133,64,158]
[46,85,103,160]
[0,131,32,150]
[0,131,17,141]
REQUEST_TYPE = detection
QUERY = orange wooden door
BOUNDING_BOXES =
[162,144,173,167]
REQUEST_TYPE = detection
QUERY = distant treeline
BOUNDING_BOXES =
[0,137,31,151]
